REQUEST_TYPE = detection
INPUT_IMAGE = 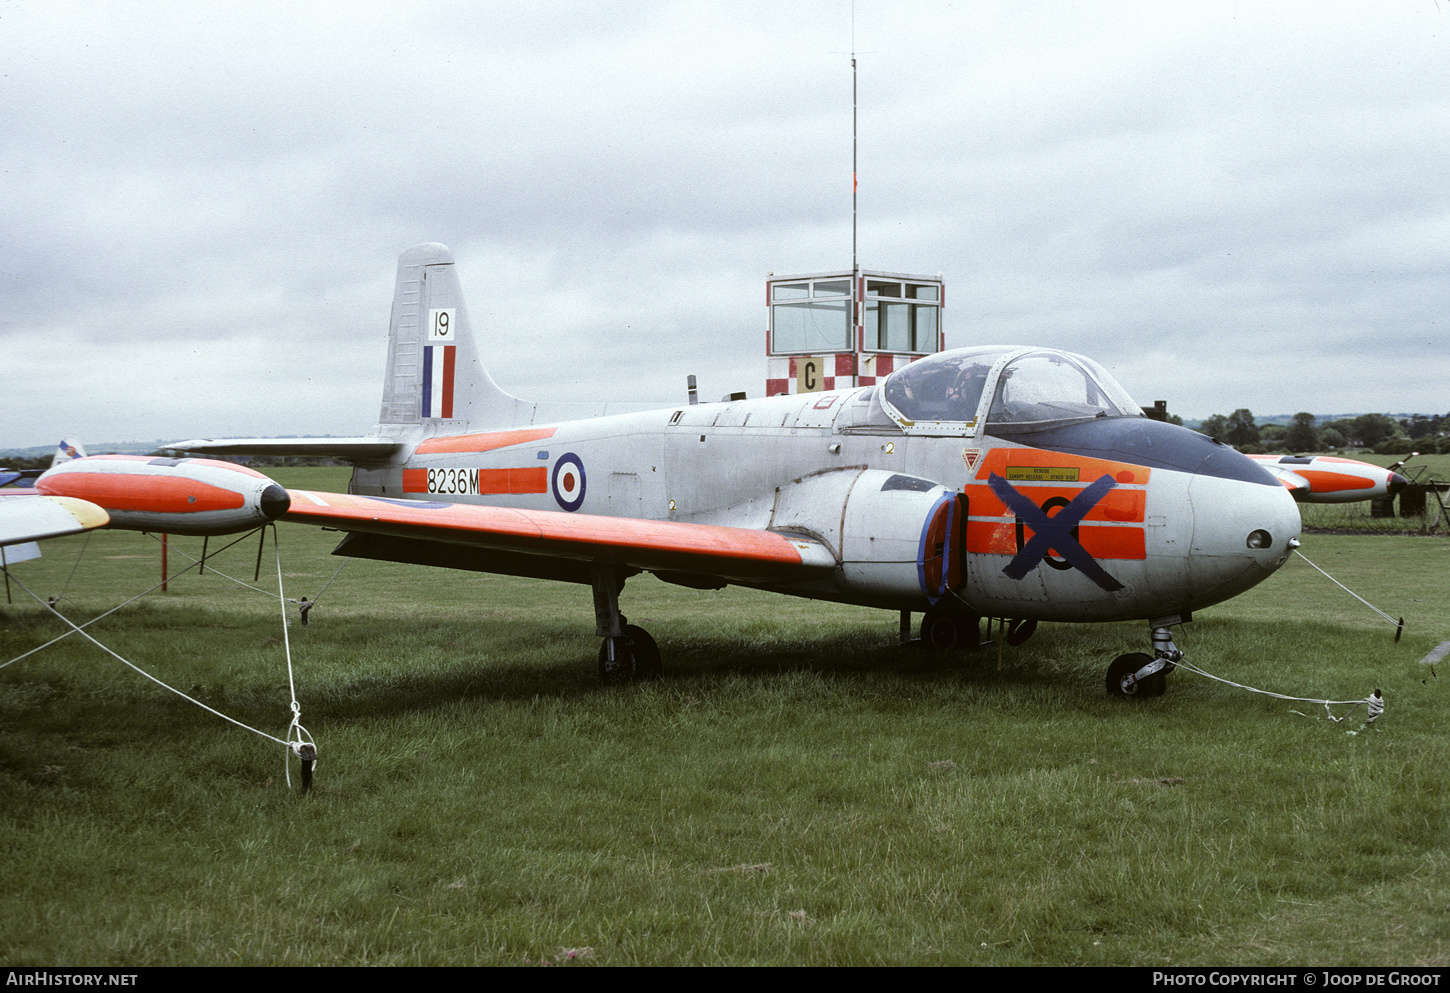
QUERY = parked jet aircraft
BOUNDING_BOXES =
[4,244,1307,698]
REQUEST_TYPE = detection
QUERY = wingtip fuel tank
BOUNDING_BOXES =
[36,456,289,536]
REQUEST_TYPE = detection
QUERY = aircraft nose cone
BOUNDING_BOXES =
[1388,472,1409,497]
[1185,470,1302,609]
[260,483,291,521]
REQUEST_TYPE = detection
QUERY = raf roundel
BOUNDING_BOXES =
[552,453,586,512]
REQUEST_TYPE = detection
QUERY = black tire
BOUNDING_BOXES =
[921,610,967,650]
[1105,651,1164,698]
[1006,618,1037,647]
[624,625,661,680]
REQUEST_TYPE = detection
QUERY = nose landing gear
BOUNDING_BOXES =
[1106,619,1186,699]
[1106,652,1166,697]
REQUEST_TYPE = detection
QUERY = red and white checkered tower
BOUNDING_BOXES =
[765,269,944,397]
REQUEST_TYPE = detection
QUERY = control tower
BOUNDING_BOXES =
[765,269,944,396]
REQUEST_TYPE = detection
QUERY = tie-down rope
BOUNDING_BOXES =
[2,526,316,787]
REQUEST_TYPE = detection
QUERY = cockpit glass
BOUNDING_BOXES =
[881,347,1013,424]
[986,351,1141,426]
[880,346,1141,429]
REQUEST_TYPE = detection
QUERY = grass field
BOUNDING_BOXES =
[2,468,1447,966]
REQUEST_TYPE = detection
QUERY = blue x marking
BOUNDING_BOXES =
[986,472,1125,592]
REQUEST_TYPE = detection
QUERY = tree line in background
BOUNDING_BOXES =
[1194,410,1450,455]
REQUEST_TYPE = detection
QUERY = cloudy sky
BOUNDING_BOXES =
[3,1,1447,449]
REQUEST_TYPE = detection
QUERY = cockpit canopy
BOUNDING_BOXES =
[879,346,1142,435]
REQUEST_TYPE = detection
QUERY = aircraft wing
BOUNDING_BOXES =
[283,490,837,584]
[166,438,403,460]
[0,493,110,547]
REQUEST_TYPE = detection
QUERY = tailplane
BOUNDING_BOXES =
[378,243,531,432]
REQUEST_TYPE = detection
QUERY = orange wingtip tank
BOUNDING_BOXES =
[36,455,289,535]
[1247,454,1409,503]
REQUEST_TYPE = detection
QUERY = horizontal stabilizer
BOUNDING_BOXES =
[165,438,403,460]
[0,494,110,547]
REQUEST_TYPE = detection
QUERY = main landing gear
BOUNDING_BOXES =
[592,567,661,684]
[918,607,980,651]
[1105,620,1185,699]
[909,608,1035,652]
[598,624,662,683]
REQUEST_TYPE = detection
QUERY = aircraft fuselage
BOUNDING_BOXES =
[347,385,1302,624]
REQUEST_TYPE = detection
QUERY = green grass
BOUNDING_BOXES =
[1362,451,1450,479]
[1,469,1447,965]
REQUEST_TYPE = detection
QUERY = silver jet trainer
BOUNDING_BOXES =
[0,244,1301,698]
[156,243,1303,698]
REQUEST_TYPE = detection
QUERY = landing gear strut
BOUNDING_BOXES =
[1106,618,1185,699]
[592,567,660,684]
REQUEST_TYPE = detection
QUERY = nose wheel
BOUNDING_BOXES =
[1105,622,1183,698]
[1106,652,1166,697]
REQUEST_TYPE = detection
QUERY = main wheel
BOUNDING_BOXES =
[598,637,638,684]
[921,609,975,650]
[1006,618,1037,646]
[922,611,968,649]
[624,625,661,680]
[1105,652,1165,698]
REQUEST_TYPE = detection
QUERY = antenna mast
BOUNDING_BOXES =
[851,11,858,279]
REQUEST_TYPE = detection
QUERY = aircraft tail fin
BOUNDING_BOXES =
[51,437,86,467]
[378,244,531,431]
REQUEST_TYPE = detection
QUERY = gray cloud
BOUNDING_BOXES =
[3,1,1448,449]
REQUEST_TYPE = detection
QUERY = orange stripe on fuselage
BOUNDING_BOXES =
[401,467,549,495]
[964,447,1150,562]
[481,468,548,494]
[415,427,557,455]
[963,483,1145,523]
[966,519,1146,560]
